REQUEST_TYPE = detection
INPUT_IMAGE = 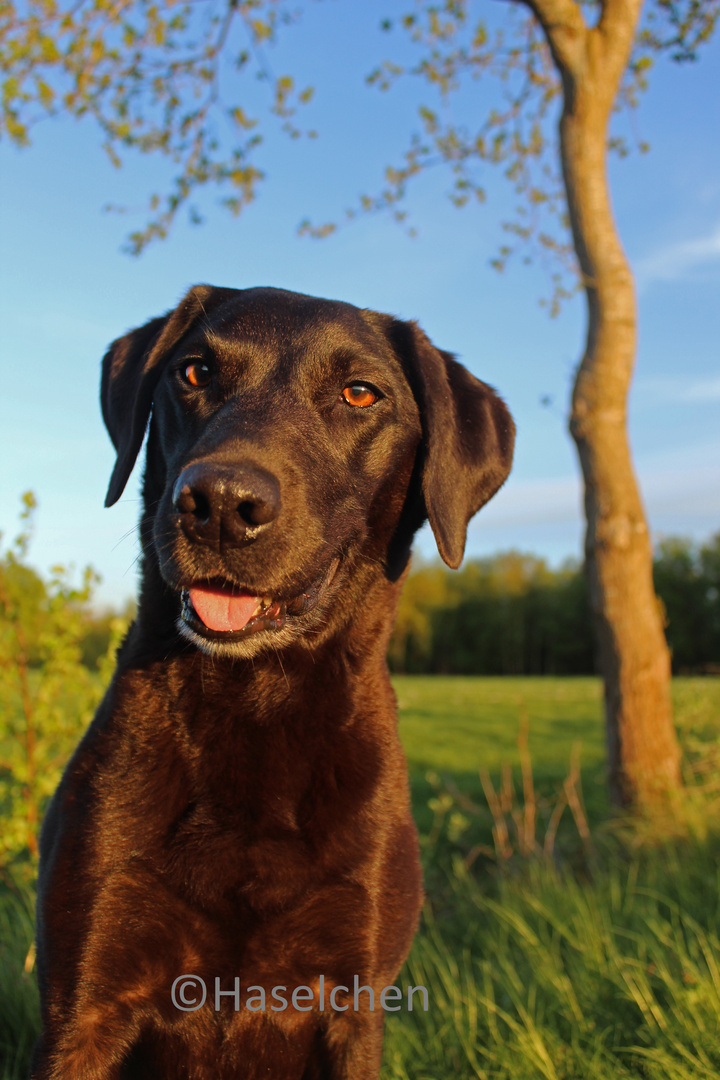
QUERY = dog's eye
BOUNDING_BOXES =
[342,384,379,408]
[183,362,212,388]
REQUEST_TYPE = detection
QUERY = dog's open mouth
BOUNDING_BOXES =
[182,588,284,639]
[180,559,339,643]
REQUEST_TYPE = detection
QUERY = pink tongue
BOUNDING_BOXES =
[189,587,261,632]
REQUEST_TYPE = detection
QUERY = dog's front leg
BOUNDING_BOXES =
[308,1011,385,1080]
[31,930,164,1080]
[32,866,212,1080]
[30,1002,143,1080]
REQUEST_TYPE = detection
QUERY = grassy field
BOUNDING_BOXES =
[396,676,610,836]
[389,676,720,1079]
[2,677,720,1079]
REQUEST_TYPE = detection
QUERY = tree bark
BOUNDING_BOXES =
[530,0,682,808]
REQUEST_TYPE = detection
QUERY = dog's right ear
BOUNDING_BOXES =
[101,285,217,507]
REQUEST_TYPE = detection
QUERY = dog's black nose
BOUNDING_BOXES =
[172,462,281,547]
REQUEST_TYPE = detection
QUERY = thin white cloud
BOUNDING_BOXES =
[474,475,582,529]
[634,375,720,404]
[680,376,720,402]
[466,443,720,533]
[636,222,720,287]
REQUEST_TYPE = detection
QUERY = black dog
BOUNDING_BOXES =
[31,286,514,1080]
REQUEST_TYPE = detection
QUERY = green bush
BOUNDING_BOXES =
[0,494,127,881]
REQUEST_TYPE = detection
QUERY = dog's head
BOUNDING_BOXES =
[102,286,514,657]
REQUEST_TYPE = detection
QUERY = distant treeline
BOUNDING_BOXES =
[388,534,720,676]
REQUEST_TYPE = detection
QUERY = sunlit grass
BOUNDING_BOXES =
[384,846,720,1079]
[380,675,720,1079]
[396,676,609,837]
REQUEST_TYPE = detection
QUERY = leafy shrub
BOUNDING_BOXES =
[0,493,128,880]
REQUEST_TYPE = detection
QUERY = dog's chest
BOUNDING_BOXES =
[106,665,389,912]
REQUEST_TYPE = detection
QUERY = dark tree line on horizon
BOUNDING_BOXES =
[387,534,720,677]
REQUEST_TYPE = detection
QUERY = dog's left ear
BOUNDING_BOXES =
[101,284,219,507]
[389,320,515,569]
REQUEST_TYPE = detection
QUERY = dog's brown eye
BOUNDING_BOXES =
[184,362,212,388]
[342,384,378,408]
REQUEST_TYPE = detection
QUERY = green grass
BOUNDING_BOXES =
[0,880,38,1080]
[396,677,606,775]
[2,677,720,1079]
[383,676,720,1079]
[384,848,720,1079]
[395,676,610,835]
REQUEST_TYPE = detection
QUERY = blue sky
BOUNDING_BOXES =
[1,1,719,608]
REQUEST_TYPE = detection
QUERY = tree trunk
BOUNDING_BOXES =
[552,9,682,808]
